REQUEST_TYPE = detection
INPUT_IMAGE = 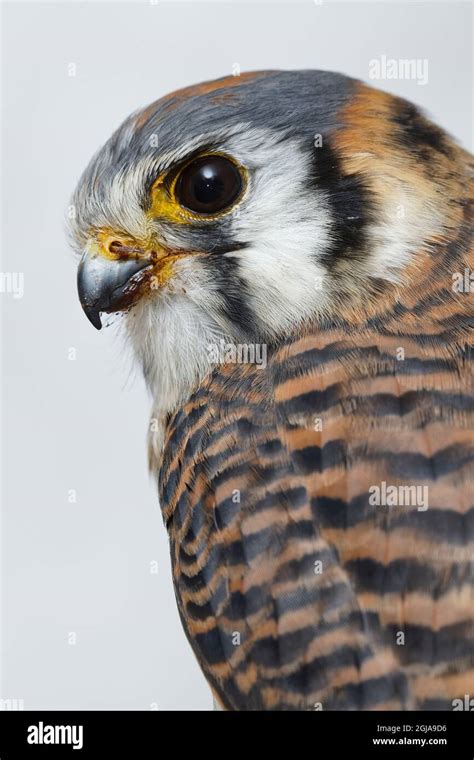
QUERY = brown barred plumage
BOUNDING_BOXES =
[159,86,473,710]
[160,327,473,708]
[72,70,473,710]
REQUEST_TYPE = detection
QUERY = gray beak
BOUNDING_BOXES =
[77,249,153,330]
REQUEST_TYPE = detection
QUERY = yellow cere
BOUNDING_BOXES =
[88,229,191,289]
[90,229,157,261]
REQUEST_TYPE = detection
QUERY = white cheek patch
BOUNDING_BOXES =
[219,129,334,334]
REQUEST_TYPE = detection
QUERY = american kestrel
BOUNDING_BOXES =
[70,70,473,710]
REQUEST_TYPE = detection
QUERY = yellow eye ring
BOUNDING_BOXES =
[149,152,248,224]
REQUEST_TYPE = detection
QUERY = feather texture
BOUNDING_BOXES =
[158,178,473,708]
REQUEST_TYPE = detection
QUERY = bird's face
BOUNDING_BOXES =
[70,70,445,412]
[71,72,339,338]
[73,119,332,335]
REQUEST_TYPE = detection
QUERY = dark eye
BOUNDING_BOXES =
[175,155,243,215]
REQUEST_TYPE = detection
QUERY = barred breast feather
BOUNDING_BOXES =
[157,84,473,711]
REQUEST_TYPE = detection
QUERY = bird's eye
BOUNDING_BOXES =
[174,155,243,215]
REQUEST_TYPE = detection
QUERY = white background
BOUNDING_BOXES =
[1,0,472,710]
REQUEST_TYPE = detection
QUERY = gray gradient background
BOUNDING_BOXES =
[1,0,472,710]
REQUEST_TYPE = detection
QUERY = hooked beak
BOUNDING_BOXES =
[77,241,155,330]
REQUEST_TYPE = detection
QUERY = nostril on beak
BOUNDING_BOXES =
[108,240,123,255]
[105,239,133,258]
[105,238,148,259]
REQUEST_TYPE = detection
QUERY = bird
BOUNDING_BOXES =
[70,70,473,710]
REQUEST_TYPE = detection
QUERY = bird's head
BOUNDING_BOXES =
[69,69,459,413]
